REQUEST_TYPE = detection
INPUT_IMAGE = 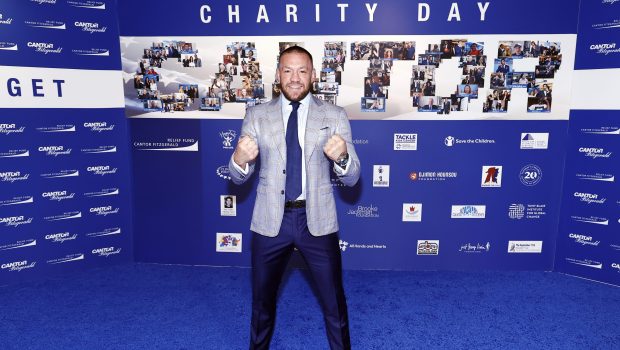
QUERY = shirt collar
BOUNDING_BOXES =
[280,92,312,110]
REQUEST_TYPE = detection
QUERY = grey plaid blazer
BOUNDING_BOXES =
[228,95,360,237]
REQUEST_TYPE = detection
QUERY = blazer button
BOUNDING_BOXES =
[283,170,286,174]
[281,190,284,195]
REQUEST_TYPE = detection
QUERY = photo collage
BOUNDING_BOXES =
[351,41,416,112]
[411,39,487,114]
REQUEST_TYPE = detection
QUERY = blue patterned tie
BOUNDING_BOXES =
[285,101,302,201]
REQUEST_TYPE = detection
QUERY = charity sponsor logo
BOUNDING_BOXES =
[402,203,422,222]
[373,165,390,187]
[0,171,30,183]
[44,211,82,221]
[0,216,33,228]
[84,188,119,198]
[409,171,457,181]
[86,227,121,238]
[42,190,75,202]
[86,165,117,176]
[89,206,119,216]
[459,242,491,253]
[451,205,486,219]
[352,139,369,145]
[347,204,379,218]
[220,130,237,150]
[27,41,63,54]
[481,166,502,187]
[573,192,607,205]
[0,239,36,251]
[508,241,543,253]
[444,136,495,147]
[41,169,79,179]
[580,126,620,135]
[83,122,115,132]
[520,133,549,149]
[92,247,122,257]
[0,13,14,25]
[72,48,110,56]
[220,195,236,216]
[590,42,620,55]
[45,232,78,243]
[38,145,72,156]
[576,172,615,182]
[1,260,36,272]
[81,146,117,154]
[36,125,75,133]
[592,18,620,30]
[571,215,609,225]
[578,147,613,159]
[568,233,600,247]
[24,19,66,30]
[0,196,34,206]
[0,149,29,158]
[0,124,25,135]
[394,133,417,150]
[73,21,107,33]
[216,233,242,253]
[338,240,387,252]
[519,164,542,186]
[133,139,198,152]
[417,240,439,255]
[67,1,106,10]
[508,204,547,220]
[565,257,603,269]
[47,253,84,264]
[216,166,231,180]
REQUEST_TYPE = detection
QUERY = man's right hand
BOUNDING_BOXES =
[233,135,259,168]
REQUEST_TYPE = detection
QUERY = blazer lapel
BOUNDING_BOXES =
[267,97,286,163]
[304,96,326,165]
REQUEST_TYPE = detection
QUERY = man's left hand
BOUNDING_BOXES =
[323,134,347,162]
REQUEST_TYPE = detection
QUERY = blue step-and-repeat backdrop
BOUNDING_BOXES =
[1,0,617,286]
[0,0,133,285]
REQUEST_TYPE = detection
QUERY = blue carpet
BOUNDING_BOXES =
[0,263,618,349]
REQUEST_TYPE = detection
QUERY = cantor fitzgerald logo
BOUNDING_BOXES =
[73,21,107,33]
[0,13,14,25]
[83,122,115,132]
[417,240,439,255]
[580,126,620,135]
[67,0,106,10]
[0,149,29,158]
[571,215,609,225]
[576,173,615,182]
[568,233,600,247]
[81,146,117,154]
[133,139,199,152]
[92,247,122,257]
[578,147,613,159]
[1,260,36,272]
[590,43,619,55]
[47,253,84,264]
[42,190,75,201]
[45,232,78,243]
[36,124,75,133]
[25,19,66,30]
[0,216,33,228]
[451,205,486,219]
[565,257,603,269]
[0,239,36,251]
[72,48,110,56]
[612,263,620,272]
[89,206,119,216]
[27,42,63,54]
[0,124,25,134]
[0,42,18,51]
[30,0,57,5]
[86,165,117,176]
[0,171,30,183]
[84,188,119,198]
[38,146,71,156]
[41,169,79,178]
[573,192,607,205]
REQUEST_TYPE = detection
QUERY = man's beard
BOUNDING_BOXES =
[280,83,311,102]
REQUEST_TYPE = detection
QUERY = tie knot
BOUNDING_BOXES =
[290,101,301,111]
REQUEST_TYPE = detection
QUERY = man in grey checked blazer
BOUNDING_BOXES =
[229,46,360,350]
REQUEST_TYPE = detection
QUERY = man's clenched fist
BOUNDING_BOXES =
[233,135,259,168]
[323,134,347,161]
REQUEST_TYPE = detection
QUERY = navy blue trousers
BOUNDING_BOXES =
[250,207,351,350]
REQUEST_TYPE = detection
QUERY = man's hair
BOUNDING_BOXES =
[279,45,313,65]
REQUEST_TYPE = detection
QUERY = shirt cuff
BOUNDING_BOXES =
[333,156,351,176]
[232,160,249,175]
